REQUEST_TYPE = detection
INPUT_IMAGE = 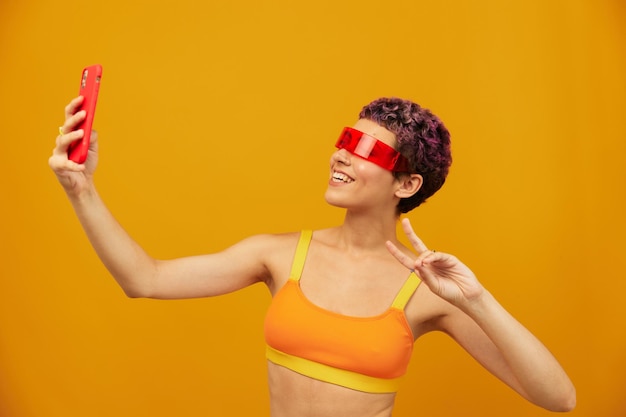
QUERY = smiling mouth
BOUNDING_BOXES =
[332,171,354,183]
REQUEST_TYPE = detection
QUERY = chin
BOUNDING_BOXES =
[324,191,348,209]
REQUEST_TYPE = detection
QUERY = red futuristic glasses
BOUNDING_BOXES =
[335,127,410,172]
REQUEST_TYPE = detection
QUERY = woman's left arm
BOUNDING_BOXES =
[386,219,576,412]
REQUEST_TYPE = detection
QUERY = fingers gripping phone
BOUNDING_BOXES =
[68,64,102,164]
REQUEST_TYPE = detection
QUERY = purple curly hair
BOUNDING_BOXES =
[359,97,452,213]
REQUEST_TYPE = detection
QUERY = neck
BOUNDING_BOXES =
[336,210,401,251]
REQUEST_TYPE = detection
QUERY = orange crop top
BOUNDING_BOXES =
[264,230,422,393]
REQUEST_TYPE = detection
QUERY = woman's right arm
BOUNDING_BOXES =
[49,97,271,299]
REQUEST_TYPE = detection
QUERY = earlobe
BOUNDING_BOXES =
[395,174,423,199]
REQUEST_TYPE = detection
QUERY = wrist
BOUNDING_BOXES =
[463,289,498,320]
[65,179,98,204]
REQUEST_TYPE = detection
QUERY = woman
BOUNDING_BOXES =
[49,96,576,417]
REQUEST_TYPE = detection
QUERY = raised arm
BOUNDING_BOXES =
[49,97,271,299]
[386,218,576,412]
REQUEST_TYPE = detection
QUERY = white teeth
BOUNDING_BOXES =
[332,172,353,183]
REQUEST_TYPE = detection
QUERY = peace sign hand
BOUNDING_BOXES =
[386,218,485,310]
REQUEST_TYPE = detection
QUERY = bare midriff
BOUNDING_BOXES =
[267,361,396,417]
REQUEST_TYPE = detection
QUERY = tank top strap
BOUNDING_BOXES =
[391,272,422,310]
[289,230,313,281]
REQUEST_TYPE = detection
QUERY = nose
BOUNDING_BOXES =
[331,148,352,167]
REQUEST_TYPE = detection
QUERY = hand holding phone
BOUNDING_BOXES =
[68,64,102,164]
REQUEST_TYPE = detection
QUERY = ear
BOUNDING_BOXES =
[394,174,423,199]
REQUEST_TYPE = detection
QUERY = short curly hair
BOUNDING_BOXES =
[359,97,452,213]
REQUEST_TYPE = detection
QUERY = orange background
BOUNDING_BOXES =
[1,1,625,416]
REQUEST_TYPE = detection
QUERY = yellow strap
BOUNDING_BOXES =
[289,230,313,281]
[266,345,402,393]
[391,272,421,310]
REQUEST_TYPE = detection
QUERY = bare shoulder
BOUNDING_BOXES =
[236,231,300,249]
[243,231,303,253]
[240,231,304,293]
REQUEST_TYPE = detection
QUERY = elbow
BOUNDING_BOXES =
[123,289,145,299]
[114,272,157,299]
[557,388,577,412]
[521,379,576,412]
[122,286,147,299]
[543,385,577,413]
[549,398,576,413]
[120,281,154,299]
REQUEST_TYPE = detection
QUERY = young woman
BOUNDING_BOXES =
[50,96,576,417]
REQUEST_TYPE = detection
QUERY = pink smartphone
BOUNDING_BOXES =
[68,64,102,164]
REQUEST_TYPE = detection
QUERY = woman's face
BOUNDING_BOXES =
[324,119,402,214]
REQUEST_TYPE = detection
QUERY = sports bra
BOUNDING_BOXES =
[264,230,421,393]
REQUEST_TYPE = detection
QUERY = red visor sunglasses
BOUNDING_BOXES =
[335,127,410,172]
